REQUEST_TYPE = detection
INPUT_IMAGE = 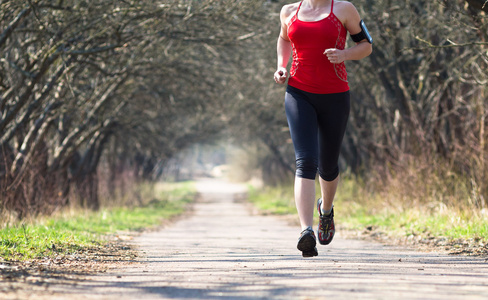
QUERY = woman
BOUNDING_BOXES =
[274,0,372,257]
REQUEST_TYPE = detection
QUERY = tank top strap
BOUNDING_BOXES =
[288,1,302,26]
[296,1,303,15]
[330,0,334,13]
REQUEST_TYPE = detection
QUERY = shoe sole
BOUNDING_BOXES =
[301,247,318,257]
[297,233,318,257]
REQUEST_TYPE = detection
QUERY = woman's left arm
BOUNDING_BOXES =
[324,2,372,64]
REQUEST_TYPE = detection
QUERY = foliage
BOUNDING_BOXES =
[1,0,487,218]
[239,0,488,205]
[0,181,195,260]
[0,0,270,216]
[247,184,297,215]
[343,0,488,202]
[247,174,488,242]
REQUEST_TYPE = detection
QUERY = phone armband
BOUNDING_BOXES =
[351,20,373,44]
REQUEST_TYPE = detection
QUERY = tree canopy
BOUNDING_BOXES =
[1,0,487,217]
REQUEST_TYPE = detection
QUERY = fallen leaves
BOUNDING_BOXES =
[340,225,488,257]
[0,238,138,296]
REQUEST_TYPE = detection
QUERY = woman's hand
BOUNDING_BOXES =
[274,67,288,84]
[324,48,346,64]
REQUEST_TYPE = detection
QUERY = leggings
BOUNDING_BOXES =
[285,85,350,181]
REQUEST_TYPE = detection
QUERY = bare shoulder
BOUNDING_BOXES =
[333,0,361,25]
[334,0,359,13]
[280,2,300,20]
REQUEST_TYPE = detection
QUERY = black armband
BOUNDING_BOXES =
[350,20,373,44]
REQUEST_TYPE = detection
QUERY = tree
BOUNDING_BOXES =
[0,0,273,217]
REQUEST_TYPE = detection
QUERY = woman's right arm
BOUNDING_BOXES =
[274,5,293,84]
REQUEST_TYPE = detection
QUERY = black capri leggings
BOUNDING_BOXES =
[285,85,350,181]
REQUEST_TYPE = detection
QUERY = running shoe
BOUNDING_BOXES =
[297,228,318,257]
[317,198,335,245]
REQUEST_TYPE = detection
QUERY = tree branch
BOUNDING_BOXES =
[0,7,32,48]
[402,36,488,51]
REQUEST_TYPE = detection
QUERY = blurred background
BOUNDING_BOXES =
[0,0,487,221]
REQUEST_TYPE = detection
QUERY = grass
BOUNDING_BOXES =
[335,173,488,242]
[340,206,488,241]
[0,181,196,261]
[247,175,488,243]
[247,184,297,215]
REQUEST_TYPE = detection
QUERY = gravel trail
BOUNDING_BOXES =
[30,179,488,299]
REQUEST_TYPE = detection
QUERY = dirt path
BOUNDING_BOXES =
[11,179,488,299]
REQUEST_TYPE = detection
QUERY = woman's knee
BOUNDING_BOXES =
[319,166,339,182]
[295,158,318,180]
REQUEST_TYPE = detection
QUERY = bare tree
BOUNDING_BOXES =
[0,0,273,217]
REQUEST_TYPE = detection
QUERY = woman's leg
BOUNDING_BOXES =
[285,87,319,231]
[319,176,338,212]
[313,91,350,245]
[294,177,316,230]
[317,91,350,210]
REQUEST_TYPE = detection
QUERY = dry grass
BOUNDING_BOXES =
[247,156,488,255]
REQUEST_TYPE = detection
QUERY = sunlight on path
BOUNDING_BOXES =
[194,178,248,194]
[32,179,488,299]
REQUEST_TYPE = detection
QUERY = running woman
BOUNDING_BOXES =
[274,0,372,257]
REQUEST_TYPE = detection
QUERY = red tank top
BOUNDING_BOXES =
[287,0,349,94]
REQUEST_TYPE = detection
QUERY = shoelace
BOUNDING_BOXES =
[319,215,332,232]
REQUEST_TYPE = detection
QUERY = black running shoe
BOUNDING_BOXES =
[317,198,335,245]
[297,228,318,257]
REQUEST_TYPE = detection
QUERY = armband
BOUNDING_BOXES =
[350,20,373,44]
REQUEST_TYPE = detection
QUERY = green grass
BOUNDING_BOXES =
[247,184,297,215]
[247,177,488,243]
[340,207,488,241]
[0,181,196,261]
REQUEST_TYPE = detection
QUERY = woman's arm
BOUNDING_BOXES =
[324,41,371,63]
[274,5,294,84]
[324,1,372,64]
[277,36,292,71]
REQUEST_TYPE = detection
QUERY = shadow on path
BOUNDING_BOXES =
[28,179,488,299]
